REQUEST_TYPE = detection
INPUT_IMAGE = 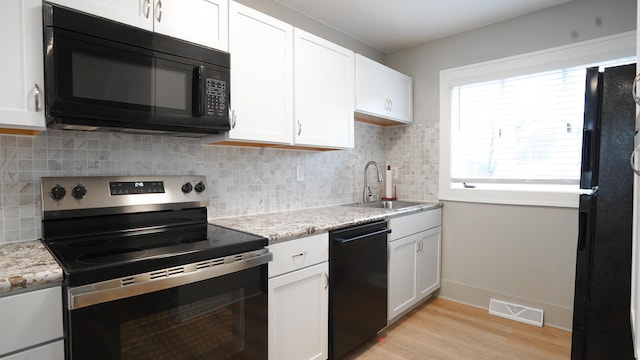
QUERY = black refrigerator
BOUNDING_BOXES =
[571,63,636,359]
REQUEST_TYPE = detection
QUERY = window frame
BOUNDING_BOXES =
[439,31,636,208]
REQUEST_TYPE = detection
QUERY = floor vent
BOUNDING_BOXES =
[489,298,543,327]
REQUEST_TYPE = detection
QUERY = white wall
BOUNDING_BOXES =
[385,0,637,330]
[234,0,384,62]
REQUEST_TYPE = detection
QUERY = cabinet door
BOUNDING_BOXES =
[269,262,328,360]
[228,2,293,144]
[0,287,63,357]
[416,227,441,299]
[154,0,228,51]
[385,69,413,123]
[293,29,354,149]
[387,234,418,321]
[46,0,153,31]
[1,341,64,360]
[0,0,46,133]
[355,54,385,115]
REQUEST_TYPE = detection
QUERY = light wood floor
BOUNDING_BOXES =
[344,297,572,360]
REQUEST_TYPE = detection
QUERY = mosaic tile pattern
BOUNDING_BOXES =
[0,121,441,244]
[386,123,440,202]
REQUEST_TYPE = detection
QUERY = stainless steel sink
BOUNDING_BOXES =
[345,200,424,210]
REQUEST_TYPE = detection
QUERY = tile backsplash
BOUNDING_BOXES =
[0,121,438,243]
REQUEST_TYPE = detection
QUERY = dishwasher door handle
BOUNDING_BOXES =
[333,228,391,246]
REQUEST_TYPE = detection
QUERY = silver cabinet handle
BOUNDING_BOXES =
[389,99,393,111]
[33,84,41,112]
[297,120,302,136]
[633,73,640,105]
[324,273,329,290]
[291,251,307,258]
[155,0,162,22]
[144,0,151,18]
[631,144,640,176]
[231,109,237,129]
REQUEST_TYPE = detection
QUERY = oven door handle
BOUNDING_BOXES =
[68,248,273,310]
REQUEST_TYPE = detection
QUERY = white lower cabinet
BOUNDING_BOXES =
[1,341,63,360]
[268,233,329,360]
[0,286,64,360]
[388,210,442,322]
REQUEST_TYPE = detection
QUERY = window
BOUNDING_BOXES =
[439,32,635,208]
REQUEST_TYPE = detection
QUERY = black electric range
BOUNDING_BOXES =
[40,176,267,287]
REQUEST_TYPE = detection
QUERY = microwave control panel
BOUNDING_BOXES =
[206,78,227,117]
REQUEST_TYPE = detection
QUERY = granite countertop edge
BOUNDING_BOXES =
[0,202,442,295]
[210,201,443,245]
[0,240,64,295]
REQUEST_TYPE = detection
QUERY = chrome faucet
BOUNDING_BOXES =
[363,161,384,203]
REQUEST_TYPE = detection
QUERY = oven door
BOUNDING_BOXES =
[65,250,271,360]
[44,27,230,135]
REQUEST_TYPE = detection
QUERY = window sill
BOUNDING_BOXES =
[440,183,581,208]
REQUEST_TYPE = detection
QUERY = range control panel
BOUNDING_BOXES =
[109,181,165,195]
[41,176,210,219]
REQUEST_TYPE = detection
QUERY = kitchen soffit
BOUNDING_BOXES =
[274,0,574,53]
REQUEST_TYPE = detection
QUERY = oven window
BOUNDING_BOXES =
[120,289,245,359]
[68,266,267,360]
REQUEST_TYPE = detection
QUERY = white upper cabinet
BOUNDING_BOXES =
[0,0,46,133]
[47,0,228,51]
[154,0,228,51]
[225,2,293,145]
[355,54,413,124]
[46,0,153,31]
[294,29,354,149]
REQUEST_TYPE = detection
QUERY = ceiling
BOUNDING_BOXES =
[274,0,575,53]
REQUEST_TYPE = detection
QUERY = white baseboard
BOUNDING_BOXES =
[439,279,573,331]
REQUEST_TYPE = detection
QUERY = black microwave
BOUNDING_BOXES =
[43,3,231,137]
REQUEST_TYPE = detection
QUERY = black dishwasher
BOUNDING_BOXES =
[329,220,391,359]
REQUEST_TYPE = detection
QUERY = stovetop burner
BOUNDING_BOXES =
[76,248,149,265]
[40,176,267,287]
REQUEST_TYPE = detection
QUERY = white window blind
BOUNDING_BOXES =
[450,66,586,185]
[450,57,635,186]
[439,32,636,207]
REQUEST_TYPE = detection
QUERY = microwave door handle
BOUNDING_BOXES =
[193,66,205,117]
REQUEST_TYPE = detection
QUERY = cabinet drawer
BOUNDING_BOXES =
[1,340,64,360]
[389,209,441,241]
[0,287,63,357]
[268,233,329,278]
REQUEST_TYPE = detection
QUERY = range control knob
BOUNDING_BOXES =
[50,185,66,201]
[181,182,193,194]
[194,181,206,193]
[72,184,87,199]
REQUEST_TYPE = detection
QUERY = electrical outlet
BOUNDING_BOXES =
[296,165,305,182]
[393,168,398,179]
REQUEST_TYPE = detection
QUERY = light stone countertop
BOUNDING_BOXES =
[210,201,443,244]
[0,240,63,295]
[0,202,441,295]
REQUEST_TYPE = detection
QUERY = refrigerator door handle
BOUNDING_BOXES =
[631,144,640,176]
[577,193,596,253]
[581,129,593,172]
